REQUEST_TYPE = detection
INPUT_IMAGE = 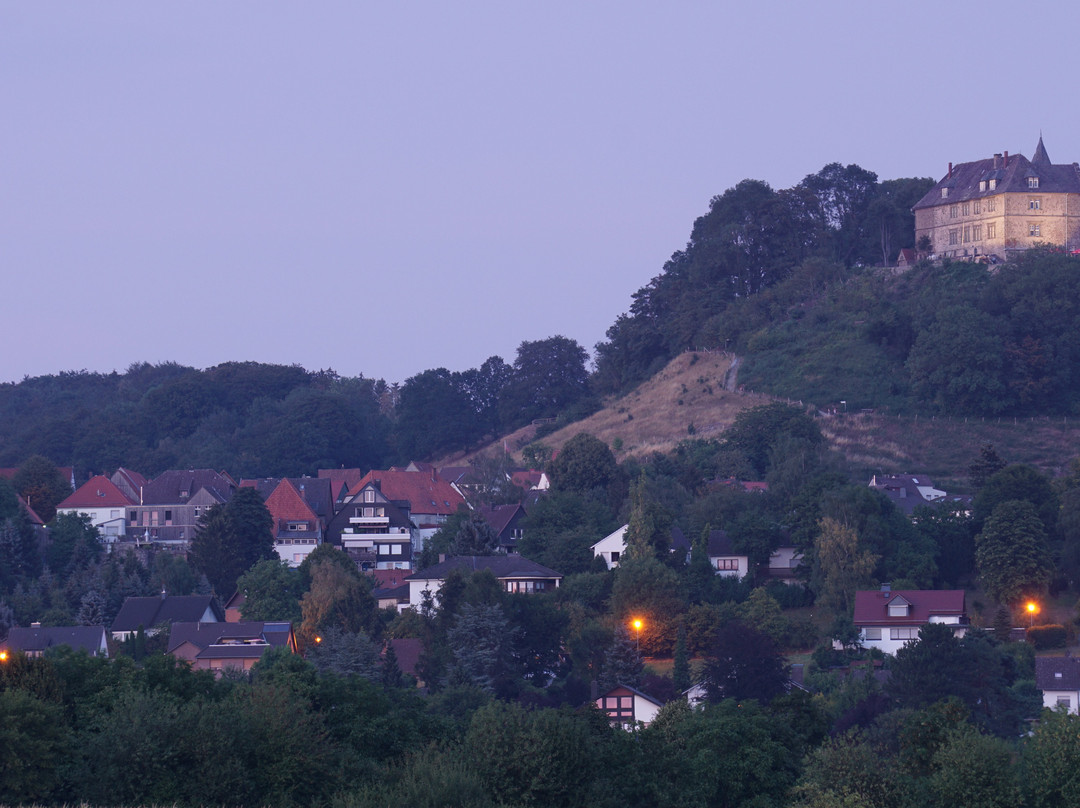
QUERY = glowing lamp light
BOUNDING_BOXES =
[632,619,643,632]
[314,635,322,644]
[0,650,7,662]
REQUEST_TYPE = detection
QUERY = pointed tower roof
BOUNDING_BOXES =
[1032,135,1051,166]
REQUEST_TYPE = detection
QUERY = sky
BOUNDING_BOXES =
[4,1,1079,386]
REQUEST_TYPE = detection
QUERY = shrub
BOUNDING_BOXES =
[1027,624,1068,650]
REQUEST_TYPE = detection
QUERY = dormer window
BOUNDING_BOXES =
[364,489,376,503]
[941,188,949,198]
[1056,671,1063,679]
[887,596,912,617]
[1029,177,1040,189]
[979,181,986,192]
[989,179,997,190]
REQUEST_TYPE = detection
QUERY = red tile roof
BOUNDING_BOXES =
[852,589,966,627]
[58,475,136,509]
[263,478,319,524]
[349,469,466,517]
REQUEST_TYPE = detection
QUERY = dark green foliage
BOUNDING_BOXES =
[237,558,303,622]
[1027,624,1068,649]
[701,620,789,704]
[719,402,822,479]
[0,688,70,804]
[1021,708,1080,808]
[969,443,1007,490]
[46,512,101,577]
[189,486,276,597]
[975,499,1053,605]
[12,455,72,523]
[974,463,1059,533]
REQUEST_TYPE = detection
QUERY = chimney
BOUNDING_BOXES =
[1004,151,1009,167]
[994,153,1001,169]
[881,583,891,596]
[31,621,41,628]
[948,162,953,179]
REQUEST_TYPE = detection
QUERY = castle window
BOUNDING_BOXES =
[949,229,960,245]
[973,225,983,241]
[1029,177,1040,189]
[986,198,997,212]
[973,200,981,214]
[1030,224,1042,237]
[950,205,959,219]
[987,222,996,239]
[963,227,971,243]
[989,179,997,190]
[941,188,949,198]
[962,203,970,216]
[1030,198,1042,210]
[979,181,986,192]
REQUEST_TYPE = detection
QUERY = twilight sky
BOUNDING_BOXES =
[3,2,1078,385]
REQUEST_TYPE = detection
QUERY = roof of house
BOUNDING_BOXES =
[852,589,966,627]
[707,529,740,558]
[58,475,136,509]
[1,625,107,655]
[263,478,320,528]
[349,468,467,518]
[914,138,1080,210]
[407,555,562,582]
[598,683,665,707]
[112,595,224,632]
[479,503,526,537]
[318,468,365,492]
[1036,656,1080,692]
[369,569,411,589]
[167,620,294,654]
[386,638,423,677]
[140,469,235,506]
[112,467,148,499]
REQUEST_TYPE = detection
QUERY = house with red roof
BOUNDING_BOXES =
[850,586,968,654]
[346,466,468,551]
[260,478,323,566]
[56,474,137,542]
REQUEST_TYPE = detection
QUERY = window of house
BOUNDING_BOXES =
[364,489,375,503]
[863,628,882,641]
[151,510,159,526]
[941,188,949,198]
[610,551,620,563]
[949,229,960,245]
[1031,224,1042,237]
[950,205,959,218]
[1029,177,1040,188]
[129,510,137,524]
[716,558,739,570]
[973,225,983,241]
[973,200,981,214]
[979,181,986,192]
[287,522,306,531]
[962,203,970,216]
[164,510,172,521]
[391,544,402,554]
[363,507,375,517]
[1030,198,1042,210]
[1057,697,1071,709]
[989,179,997,190]
[986,197,997,211]
[890,627,919,641]
[987,222,997,239]
[963,226,971,242]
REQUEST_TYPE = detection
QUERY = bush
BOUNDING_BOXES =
[764,580,814,608]
[1027,624,1068,650]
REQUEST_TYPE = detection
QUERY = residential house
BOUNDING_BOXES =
[256,478,323,566]
[370,569,411,611]
[126,469,237,547]
[591,525,692,570]
[850,587,967,654]
[1036,656,1080,714]
[1,624,109,658]
[767,545,804,585]
[167,620,296,675]
[327,480,415,570]
[55,474,136,542]
[111,467,148,503]
[707,529,749,578]
[344,466,468,552]
[596,684,664,729]
[406,555,562,608]
[479,503,527,553]
[914,137,1080,261]
[111,594,224,641]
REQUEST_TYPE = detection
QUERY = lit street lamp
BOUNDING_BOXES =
[632,618,643,653]
[1026,601,1039,628]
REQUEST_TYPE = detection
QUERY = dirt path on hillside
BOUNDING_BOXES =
[723,356,741,391]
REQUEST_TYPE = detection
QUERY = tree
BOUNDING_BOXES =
[799,162,879,266]
[12,455,71,523]
[47,512,101,576]
[447,602,517,693]
[306,626,380,679]
[236,558,303,623]
[547,433,622,497]
[299,559,378,648]
[672,624,691,693]
[599,626,644,691]
[973,464,1058,533]
[395,368,478,459]
[812,517,878,613]
[1022,708,1080,808]
[720,402,822,479]
[975,499,1053,605]
[969,443,1007,490]
[701,620,788,703]
[188,487,275,597]
[499,336,590,427]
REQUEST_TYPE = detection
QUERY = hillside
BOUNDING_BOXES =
[459,350,1080,490]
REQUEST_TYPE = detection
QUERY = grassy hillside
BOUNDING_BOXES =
[461,350,1080,489]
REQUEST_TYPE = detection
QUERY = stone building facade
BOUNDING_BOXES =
[913,137,1080,262]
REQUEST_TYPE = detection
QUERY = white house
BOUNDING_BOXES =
[591,525,628,569]
[405,555,562,609]
[849,587,967,655]
[55,475,136,542]
[707,530,749,578]
[1036,656,1080,714]
[596,684,664,729]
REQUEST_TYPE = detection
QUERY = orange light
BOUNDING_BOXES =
[632,619,643,632]
[1027,602,1039,614]
[0,650,7,662]
[314,635,322,644]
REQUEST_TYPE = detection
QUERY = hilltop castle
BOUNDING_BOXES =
[913,136,1080,262]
